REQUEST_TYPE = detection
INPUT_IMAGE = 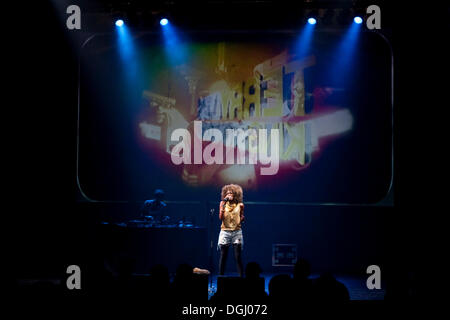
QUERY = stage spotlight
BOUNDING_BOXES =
[115,19,124,27]
[160,18,169,26]
[308,17,317,25]
[354,16,363,24]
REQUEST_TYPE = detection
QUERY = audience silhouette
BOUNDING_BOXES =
[16,257,358,308]
[243,262,269,302]
[311,272,350,302]
[292,258,314,303]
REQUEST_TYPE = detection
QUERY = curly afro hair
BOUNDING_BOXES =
[221,184,243,203]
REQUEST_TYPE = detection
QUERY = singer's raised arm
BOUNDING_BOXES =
[219,201,225,220]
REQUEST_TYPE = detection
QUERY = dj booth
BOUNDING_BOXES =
[98,221,209,274]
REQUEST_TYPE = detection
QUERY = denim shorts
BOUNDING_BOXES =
[217,229,244,250]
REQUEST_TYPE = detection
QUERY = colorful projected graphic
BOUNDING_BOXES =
[78,31,392,203]
[137,42,352,189]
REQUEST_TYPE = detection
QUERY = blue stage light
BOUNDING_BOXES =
[115,19,124,27]
[329,16,362,86]
[308,18,317,25]
[354,16,363,24]
[160,18,169,26]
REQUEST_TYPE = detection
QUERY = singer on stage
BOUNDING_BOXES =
[218,184,245,277]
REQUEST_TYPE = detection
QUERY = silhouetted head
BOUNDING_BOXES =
[314,272,350,301]
[154,189,165,201]
[268,274,293,298]
[245,262,262,279]
[175,263,193,282]
[294,258,311,280]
